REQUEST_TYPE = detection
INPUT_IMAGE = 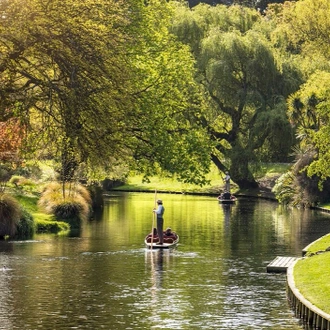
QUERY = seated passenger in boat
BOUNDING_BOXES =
[165,227,177,237]
[163,228,177,243]
[163,227,177,240]
[222,191,231,199]
[164,227,173,236]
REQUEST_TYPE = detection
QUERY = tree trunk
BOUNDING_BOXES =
[211,149,259,190]
[229,147,259,189]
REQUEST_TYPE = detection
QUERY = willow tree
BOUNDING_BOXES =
[0,0,211,185]
[171,3,300,189]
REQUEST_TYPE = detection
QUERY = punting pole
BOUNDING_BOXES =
[150,190,157,250]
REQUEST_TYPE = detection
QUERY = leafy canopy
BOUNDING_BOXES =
[0,0,212,185]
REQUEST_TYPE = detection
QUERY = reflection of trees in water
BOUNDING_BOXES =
[0,242,14,330]
[275,206,330,250]
[223,198,330,254]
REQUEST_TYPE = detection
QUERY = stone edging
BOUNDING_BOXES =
[287,259,330,329]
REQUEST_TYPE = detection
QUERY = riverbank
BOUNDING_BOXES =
[287,233,330,328]
[112,172,279,200]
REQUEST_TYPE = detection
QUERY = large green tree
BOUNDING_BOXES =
[171,3,301,188]
[278,0,330,192]
[0,0,211,185]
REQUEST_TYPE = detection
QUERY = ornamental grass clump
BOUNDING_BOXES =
[0,193,21,237]
[38,182,92,226]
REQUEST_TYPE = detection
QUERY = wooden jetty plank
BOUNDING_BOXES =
[266,256,299,273]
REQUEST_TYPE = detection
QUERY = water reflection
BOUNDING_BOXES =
[147,249,166,289]
[0,192,330,329]
[221,203,232,227]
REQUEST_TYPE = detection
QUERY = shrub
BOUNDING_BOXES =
[16,208,35,238]
[38,182,92,226]
[53,201,82,218]
[272,172,296,204]
[0,194,21,237]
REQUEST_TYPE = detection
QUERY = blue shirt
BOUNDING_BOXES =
[154,205,165,218]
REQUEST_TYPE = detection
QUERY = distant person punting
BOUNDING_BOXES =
[153,199,165,245]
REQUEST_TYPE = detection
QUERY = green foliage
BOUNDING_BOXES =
[9,175,37,192]
[267,0,330,201]
[14,194,39,213]
[12,189,72,234]
[280,0,330,59]
[16,208,35,238]
[0,0,211,186]
[0,193,21,237]
[287,71,330,188]
[171,3,300,188]
[36,218,70,233]
[272,171,296,204]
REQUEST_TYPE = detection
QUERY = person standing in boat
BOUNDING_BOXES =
[153,199,165,245]
[223,171,231,192]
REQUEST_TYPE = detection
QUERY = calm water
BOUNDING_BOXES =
[0,191,330,330]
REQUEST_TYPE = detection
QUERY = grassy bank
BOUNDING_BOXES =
[14,193,70,234]
[113,163,290,195]
[114,174,224,194]
[294,234,330,313]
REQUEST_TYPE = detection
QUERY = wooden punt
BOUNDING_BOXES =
[145,233,179,249]
[217,195,237,204]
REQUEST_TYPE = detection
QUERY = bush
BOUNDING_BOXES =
[38,182,92,226]
[16,208,35,238]
[0,194,21,237]
[272,172,296,204]
[54,201,81,219]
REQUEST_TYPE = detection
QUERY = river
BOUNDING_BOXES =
[0,191,329,329]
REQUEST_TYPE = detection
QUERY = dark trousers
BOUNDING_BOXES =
[157,217,164,243]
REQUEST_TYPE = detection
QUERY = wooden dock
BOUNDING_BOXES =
[266,256,299,273]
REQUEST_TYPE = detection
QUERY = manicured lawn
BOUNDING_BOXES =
[115,166,225,194]
[303,233,330,254]
[294,252,330,312]
[294,233,330,313]
[117,174,224,194]
[114,163,289,194]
